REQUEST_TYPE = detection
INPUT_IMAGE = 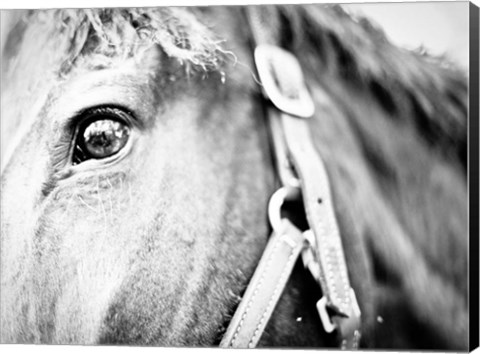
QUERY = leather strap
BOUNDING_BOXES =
[219,7,361,349]
[219,219,305,348]
[258,46,361,349]
[277,107,361,349]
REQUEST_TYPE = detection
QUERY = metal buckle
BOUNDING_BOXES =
[254,45,315,118]
[316,289,361,335]
[317,296,337,333]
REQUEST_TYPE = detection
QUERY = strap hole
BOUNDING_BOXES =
[317,198,323,204]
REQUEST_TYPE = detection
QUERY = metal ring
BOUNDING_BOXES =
[268,185,301,234]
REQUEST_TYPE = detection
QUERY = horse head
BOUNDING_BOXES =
[0,6,468,349]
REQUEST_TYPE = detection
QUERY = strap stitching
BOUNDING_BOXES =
[229,235,282,347]
[292,128,352,313]
[247,242,297,348]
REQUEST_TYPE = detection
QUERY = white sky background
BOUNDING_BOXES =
[342,2,470,70]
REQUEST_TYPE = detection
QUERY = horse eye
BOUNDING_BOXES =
[72,107,131,165]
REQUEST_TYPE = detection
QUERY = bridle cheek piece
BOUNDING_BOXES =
[219,43,362,349]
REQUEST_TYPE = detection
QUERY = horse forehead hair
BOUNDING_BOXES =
[7,7,227,75]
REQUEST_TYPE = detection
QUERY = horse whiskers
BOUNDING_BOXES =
[77,195,97,213]
[227,289,243,303]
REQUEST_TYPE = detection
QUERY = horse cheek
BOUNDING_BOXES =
[23,173,135,343]
[0,136,52,342]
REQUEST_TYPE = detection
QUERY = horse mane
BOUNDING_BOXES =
[264,5,468,348]
[274,5,467,170]
[2,8,227,75]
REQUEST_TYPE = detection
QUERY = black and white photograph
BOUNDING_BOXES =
[0,0,478,351]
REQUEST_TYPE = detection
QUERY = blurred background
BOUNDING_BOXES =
[342,2,469,70]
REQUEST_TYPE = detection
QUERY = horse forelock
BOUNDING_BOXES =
[4,8,227,75]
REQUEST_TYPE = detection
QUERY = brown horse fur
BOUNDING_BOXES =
[0,5,468,350]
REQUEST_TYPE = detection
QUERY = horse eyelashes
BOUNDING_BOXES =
[71,106,132,165]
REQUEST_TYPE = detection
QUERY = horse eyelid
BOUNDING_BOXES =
[67,105,138,133]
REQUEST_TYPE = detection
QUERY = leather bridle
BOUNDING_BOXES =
[219,8,362,350]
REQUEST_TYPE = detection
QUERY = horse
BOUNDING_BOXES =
[0,5,469,349]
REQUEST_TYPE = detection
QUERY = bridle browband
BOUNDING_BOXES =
[219,8,361,350]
